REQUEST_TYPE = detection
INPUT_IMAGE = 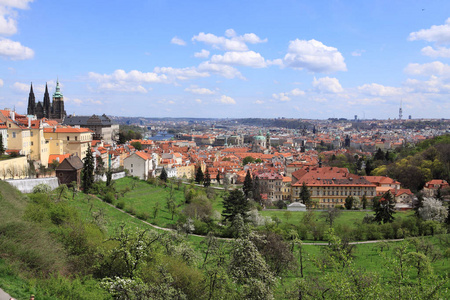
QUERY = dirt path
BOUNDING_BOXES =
[93,195,403,245]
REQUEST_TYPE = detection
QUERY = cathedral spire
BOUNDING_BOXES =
[27,82,36,115]
[43,83,51,118]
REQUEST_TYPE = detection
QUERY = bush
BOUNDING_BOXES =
[103,192,115,204]
[125,206,136,215]
[32,183,51,194]
[116,201,125,209]
[137,212,150,221]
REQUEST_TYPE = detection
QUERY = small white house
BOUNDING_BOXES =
[287,202,306,211]
[124,152,152,180]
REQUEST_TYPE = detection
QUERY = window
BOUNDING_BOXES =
[12,132,16,138]
[131,164,133,167]
[30,131,33,137]
[67,136,70,141]
[31,141,33,146]
[75,136,78,141]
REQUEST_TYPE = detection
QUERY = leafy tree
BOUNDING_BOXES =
[222,189,249,223]
[130,141,142,151]
[344,195,354,210]
[361,195,368,209]
[106,170,112,186]
[373,192,396,224]
[229,234,276,299]
[159,167,168,182]
[166,183,177,220]
[243,170,253,198]
[252,175,262,204]
[203,169,211,187]
[195,167,204,184]
[322,207,342,226]
[299,182,312,208]
[365,159,374,175]
[242,156,255,166]
[82,146,95,193]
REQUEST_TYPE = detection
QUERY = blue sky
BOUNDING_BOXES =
[1,0,450,119]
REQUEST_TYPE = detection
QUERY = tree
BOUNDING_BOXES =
[0,134,4,155]
[299,182,311,208]
[242,156,255,166]
[159,167,168,182]
[195,167,204,184]
[166,183,177,220]
[418,198,448,222]
[95,155,105,175]
[252,175,262,204]
[82,146,95,193]
[361,195,368,209]
[130,141,142,151]
[374,148,385,161]
[322,207,342,227]
[222,189,250,223]
[203,169,211,187]
[373,192,396,224]
[344,196,354,210]
[216,170,221,185]
[106,170,113,186]
[243,170,253,198]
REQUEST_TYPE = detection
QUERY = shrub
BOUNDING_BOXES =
[32,183,51,194]
[137,212,150,221]
[125,206,136,215]
[103,192,115,204]
[116,201,125,209]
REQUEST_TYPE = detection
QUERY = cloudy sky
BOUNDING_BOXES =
[1,0,449,119]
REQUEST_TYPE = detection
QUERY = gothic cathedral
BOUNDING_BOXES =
[27,80,66,121]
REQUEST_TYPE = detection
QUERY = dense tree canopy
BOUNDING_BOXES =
[222,189,250,223]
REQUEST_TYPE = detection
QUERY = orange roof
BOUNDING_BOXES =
[49,154,71,164]
[44,127,92,133]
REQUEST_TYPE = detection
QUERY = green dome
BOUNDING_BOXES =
[254,135,265,140]
[53,80,63,98]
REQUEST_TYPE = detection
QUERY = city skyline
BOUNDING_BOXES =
[0,0,450,119]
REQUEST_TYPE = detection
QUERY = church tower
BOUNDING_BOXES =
[51,79,66,120]
[27,83,35,115]
[43,83,51,118]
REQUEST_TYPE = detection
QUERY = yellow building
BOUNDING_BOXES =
[5,118,31,157]
[175,163,195,179]
[43,127,93,159]
[0,156,28,179]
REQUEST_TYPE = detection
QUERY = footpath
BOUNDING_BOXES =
[0,288,12,300]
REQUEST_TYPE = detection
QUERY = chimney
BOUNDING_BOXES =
[53,127,56,132]
[28,117,31,128]
[11,111,15,121]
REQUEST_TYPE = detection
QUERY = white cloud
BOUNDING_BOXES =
[98,83,148,93]
[194,49,210,58]
[192,29,267,51]
[272,88,305,102]
[403,76,450,94]
[404,61,450,77]
[283,39,347,73]
[12,81,28,92]
[154,66,209,81]
[0,38,34,60]
[73,98,83,105]
[195,99,202,103]
[291,88,305,96]
[185,86,215,95]
[409,18,450,43]
[0,0,33,36]
[351,49,365,57]
[198,61,245,79]
[217,95,236,104]
[171,36,186,46]
[0,78,3,87]
[89,69,167,83]
[254,100,264,104]
[312,77,343,93]
[210,51,267,68]
[421,46,450,58]
[358,83,403,96]
[272,92,290,102]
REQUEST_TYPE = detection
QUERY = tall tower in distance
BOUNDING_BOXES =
[399,100,403,120]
